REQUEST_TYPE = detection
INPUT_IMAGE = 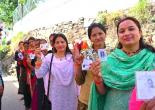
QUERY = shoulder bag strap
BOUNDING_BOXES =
[47,54,54,98]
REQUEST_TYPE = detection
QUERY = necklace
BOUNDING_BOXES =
[55,54,65,61]
[122,48,140,56]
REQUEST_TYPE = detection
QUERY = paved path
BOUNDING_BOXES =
[2,76,25,110]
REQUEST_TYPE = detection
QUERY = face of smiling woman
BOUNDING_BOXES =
[53,36,67,53]
[117,20,142,48]
[90,27,106,49]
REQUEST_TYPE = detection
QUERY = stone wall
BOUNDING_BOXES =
[27,17,95,44]
[2,17,96,75]
[27,17,155,49]
[3,15,155,76]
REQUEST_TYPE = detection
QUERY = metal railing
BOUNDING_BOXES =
[13,0,46,24]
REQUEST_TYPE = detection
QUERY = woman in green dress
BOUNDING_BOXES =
[88,16,155,110]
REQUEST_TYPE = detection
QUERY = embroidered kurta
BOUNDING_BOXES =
[35,53,77,110]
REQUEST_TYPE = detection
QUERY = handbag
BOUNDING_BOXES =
[42,54,53,110]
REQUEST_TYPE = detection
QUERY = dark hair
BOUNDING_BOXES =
[49,33,57,46]
[49,33,57,39]
[52,33,72,54]
[0,28,2,32]
[40,39,47,43]
[88,23,106,39]
[23,40,28,44]
[18,41,24,45]
[34,39,41,47]
[28,37,35,42]
[116,16,155,52]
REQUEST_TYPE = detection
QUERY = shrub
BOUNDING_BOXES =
[0,45,10,60]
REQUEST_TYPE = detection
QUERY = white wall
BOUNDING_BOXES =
[13,0,139,35]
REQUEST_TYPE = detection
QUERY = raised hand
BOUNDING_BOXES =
[34,48,42,58]
[34,48,42,69]
[73,43,84,65]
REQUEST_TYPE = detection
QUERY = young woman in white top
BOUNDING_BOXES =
[35,33,77,110]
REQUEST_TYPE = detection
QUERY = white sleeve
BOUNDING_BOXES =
[35,54,52,78]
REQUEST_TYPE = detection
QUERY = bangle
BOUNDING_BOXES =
[94,79,102,85]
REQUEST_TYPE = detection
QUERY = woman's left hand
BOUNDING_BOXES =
[141,98,155,110]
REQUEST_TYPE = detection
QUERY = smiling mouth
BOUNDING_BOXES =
[58,47,64,49]
[123,36,133,41]
[95,39,103,42]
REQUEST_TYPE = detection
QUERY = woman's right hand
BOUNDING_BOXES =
[34,48,42,69]
[73,43,84,65]
[34,48,42,58]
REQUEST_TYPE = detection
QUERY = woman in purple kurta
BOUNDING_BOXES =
[35,33,78,110]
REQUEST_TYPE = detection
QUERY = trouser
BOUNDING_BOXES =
[18,66,25,94]
[16,66,20,82]
[37,78,45,110]
[23,83,31,109]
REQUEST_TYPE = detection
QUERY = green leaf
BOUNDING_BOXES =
[0,0,18,26]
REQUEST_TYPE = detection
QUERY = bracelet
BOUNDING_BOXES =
[94,79,103,85]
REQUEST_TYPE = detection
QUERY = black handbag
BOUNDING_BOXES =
[42,54,53,110]
[42,95,51,110]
